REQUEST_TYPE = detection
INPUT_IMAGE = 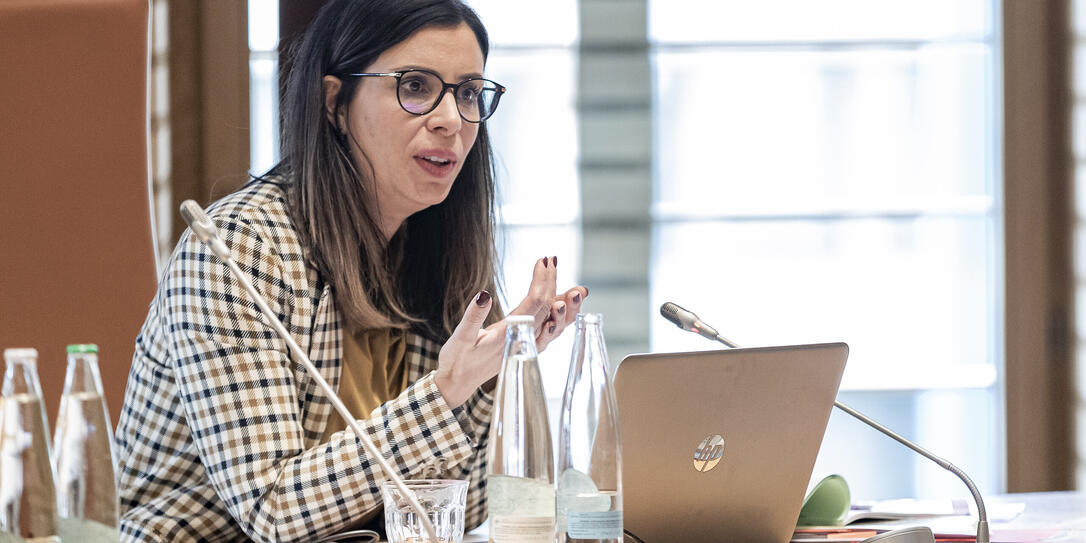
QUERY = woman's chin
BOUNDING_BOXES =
[417,181,456,207]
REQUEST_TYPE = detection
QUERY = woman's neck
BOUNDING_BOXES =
[379,215,405,244]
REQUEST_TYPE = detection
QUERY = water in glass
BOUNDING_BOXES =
[382,479,467,543]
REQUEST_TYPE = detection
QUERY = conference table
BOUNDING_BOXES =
[926,491,1085,542]
[442,491,1086,543]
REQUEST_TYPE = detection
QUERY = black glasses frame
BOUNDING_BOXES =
[345,69,506,123]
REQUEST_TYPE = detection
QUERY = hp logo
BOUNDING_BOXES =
[693,434,725,472]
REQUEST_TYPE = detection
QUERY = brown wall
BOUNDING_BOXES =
[0,0,156,427]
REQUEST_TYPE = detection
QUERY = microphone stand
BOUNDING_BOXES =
[707,334,989,543]
[180,201,439,542]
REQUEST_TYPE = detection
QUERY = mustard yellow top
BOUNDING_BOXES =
[321,327,409,441]
[320,327,409,530]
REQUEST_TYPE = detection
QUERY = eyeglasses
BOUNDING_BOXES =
[345,69,506,123]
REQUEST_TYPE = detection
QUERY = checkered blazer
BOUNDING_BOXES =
[116,180,493,542]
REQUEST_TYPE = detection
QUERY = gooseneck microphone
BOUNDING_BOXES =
[181,201,439,542]
[659,301,990,543]
[659,302,739,348]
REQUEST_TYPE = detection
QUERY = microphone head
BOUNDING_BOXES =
[180,200,233,260]
[179,200,217,243]
[178,199,204,227]
[659,301,734,346]
[660,301,692,330]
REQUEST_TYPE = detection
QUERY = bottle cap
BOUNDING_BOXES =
[506,315,535,327]
[3,348,39,362]
[66,344,99,354]
[576,312,602,325]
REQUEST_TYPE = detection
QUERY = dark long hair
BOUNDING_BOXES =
[267,0,502,341]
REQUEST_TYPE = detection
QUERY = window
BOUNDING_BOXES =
[150,0,172,263]
[649,0,1002,499]
[466,0,581,428]
[249,0,279,174]
[244,1,1013,498]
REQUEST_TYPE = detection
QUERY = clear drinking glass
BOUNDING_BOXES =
[381,479,468,543]
[53,344,119,542]
[0,348,59,542]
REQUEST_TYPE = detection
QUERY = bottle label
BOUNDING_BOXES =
[490,515,555,543]
[567,510,623,539]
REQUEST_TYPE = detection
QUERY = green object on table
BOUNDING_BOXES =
[797,474,851,526]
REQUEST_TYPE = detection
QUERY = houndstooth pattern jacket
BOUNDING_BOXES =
[116,180,493,542]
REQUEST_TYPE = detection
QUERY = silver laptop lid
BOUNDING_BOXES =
[615,343,848,543]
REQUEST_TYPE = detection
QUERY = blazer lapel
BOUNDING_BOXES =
[299,282,342,445]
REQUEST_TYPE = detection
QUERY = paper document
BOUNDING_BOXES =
[846,498,1025,525]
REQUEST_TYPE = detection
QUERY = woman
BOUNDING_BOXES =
[115,1,587,541]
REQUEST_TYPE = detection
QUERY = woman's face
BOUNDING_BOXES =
[337,23,484,235]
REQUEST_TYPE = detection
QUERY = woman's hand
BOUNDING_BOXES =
[434,256,589,407]
[506,256,588,351]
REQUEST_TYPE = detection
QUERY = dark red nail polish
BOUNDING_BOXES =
[475,290,491,307]
[552,256,558,267]
[548,323,556,334]
[542,257,549,268]
[572,293,581,304]
[557,304,566,315]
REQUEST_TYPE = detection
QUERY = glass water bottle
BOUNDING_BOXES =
[486,315,555,543]
[53,344,119,541]
[556,314,623,543]
[0,348,59,542]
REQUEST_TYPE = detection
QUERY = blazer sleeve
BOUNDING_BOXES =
[164,213,479,543]
[450,386,494,531]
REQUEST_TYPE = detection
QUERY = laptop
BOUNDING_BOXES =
[615,343,848,543]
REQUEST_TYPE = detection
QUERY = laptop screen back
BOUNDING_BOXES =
[614,343,848,543]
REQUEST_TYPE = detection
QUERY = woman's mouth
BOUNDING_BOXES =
[414,152,458,178]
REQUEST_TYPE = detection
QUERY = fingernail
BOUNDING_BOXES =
[572,293,581,304]
[557,304,566,315]
[475,290,491,307]
[552,256,558,267]
[584,287,589,297]
[548,323,557,334]
[542,257,549,268]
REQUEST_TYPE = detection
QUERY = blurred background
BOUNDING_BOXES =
[5,0,1077,504]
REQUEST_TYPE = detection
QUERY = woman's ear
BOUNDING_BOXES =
[322,75,346,134]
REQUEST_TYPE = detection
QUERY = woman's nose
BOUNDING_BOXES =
[427,89,463,134]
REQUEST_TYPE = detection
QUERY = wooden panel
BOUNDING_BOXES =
[201,0,250,201]
[1003,0,1076,491]
[168,0,203,245]
[168,0,249,249]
